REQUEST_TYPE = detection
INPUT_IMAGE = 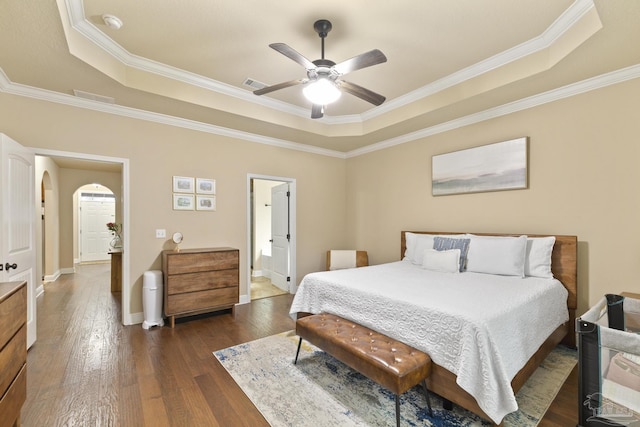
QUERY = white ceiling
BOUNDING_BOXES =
[1,0,639,153]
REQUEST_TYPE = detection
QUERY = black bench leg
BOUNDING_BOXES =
[422,379,433,417]
[395,395,400,427]
[294,337,302,364]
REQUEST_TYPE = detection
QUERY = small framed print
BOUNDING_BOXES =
[196,178,216,195]
[196,195,216,211]
[173,194,194,210]
[173,176,194,193]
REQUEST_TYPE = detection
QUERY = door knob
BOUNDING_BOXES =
[5,263,17,271]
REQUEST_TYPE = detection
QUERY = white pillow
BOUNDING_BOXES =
[403,232,417,261]
[466,235,528,277]
[422,249,460,273]
[525,236,555,278]
[411,234,436,265]
[405,232,468,265]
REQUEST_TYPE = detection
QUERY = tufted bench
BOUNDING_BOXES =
[294,313,432,427]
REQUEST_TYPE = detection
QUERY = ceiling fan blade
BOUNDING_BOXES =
[338,80,386,106]
[269,43,316,69]
[253,79,307,96]
[333,49,387,75]
[311,104,324,119]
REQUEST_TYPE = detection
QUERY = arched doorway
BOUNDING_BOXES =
[75,184,117,263]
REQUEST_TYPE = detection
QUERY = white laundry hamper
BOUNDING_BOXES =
[142,270,164,329]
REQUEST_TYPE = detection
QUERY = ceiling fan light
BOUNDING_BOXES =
[303,79,341,105]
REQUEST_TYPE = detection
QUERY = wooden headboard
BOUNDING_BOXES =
[401,231,578,344]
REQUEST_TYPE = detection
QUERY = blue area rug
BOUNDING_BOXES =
[214,331,576,426]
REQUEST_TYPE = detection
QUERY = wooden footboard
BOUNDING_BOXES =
[426,322,569,426]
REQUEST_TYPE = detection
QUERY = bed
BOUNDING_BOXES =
[289,231,577,425]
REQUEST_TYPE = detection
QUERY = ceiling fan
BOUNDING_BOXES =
[253,19,387,119]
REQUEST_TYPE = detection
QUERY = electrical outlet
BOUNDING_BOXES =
[156,229,166,238]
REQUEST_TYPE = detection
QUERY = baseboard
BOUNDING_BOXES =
[239,294,251,305]
[60,267,76,275]
[126,311,144,326]
[44,270,61,282]
[251,270,272,278]
[35,284,45,298]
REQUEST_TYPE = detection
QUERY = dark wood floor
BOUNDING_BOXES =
[22,263,577,426]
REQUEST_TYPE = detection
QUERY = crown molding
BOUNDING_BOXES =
[60,0,598,128]
[0,68,346,159]
[2,64,639,160]
[370,0,598,119]
[347,63,640,158]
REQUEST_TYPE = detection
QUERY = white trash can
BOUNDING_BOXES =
[142,270,164,329]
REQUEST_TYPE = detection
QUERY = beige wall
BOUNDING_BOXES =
[346,77,640,317]
[35,156,60,283]
[0,92,348,321]
[5,76,640,322]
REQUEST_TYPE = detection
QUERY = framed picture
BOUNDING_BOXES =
[196,195,216,211]
[196,178,216,195]
[173,176,194,193]
[432,137,528,196]
[173,193,194,210]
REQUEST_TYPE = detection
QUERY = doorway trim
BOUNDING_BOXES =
[246,173,297,304]
[33,148,132,325]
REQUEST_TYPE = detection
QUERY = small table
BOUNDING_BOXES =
[109,249,122,292]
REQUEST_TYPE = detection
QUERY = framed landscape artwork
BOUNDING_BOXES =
[196,178,216,195]
[173,194,194,210]
[196,195,216,211]
[173,176,194,193]
[432,137,528,196]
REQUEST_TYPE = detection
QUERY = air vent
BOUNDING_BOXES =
[73,90,115,104]
[243,78,267,90]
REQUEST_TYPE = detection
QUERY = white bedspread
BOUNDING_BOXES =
[289,261,569,424]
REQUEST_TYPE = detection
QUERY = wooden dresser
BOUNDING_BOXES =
[162,247,239,327]
[0,281,27,427]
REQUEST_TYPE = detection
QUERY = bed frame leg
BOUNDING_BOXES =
[294,337,302,364]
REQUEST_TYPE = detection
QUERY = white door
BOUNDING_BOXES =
[0,134,37,349]
[271,183,289,292]
[80,196,115,262]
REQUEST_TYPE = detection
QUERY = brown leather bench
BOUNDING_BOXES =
[294,313,432,426]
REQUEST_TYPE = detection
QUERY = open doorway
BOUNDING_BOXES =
[247,175,297,302]
[35,149,132,325]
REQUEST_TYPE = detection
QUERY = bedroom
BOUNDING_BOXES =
[1,0,639,425]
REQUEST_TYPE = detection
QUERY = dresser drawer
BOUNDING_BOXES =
[0,285,26,348]
[166,287,238,315]
[166,269,238,295]
[0,324,26,398]
[165,250,239,275]
[0,364,26,427]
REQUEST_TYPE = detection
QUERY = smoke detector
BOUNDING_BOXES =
[102,14,123,30]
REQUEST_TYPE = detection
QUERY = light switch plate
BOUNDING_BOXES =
[156,229,166,238]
